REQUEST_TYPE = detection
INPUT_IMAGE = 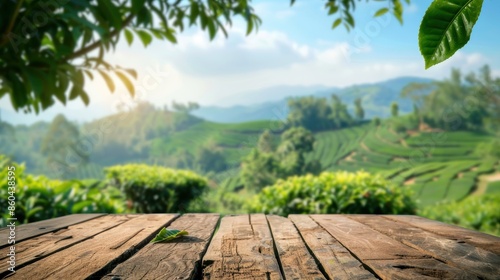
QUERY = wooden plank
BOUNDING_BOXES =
[6,214,178,280]
[311,215,476,279]
[0,214,104,248]
[102,214,219,280]
[289,215,376,280]
[384,215,500,255]
[0,215,132,278]
[364,259,474,280]
[350,215,500,279]
[267,215,326,280]
[202,214,282,279]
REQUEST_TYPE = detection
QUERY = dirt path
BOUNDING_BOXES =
[404,177,416,186]
[471,172,500,196]
[360,142,371,152]
[340,151,357,162]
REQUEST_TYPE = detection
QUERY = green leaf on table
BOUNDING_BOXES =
[419,0,484,69]
[150,228,188,243]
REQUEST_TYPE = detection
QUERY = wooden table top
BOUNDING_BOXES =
[1,214,499,279]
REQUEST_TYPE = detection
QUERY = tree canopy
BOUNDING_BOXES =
[0,0,486,112]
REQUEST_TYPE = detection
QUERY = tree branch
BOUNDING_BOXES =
[63,13,136,61]
[0,0,25,47]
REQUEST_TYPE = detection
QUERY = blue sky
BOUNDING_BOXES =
[2,0,499,124]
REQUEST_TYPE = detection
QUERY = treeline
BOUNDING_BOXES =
[287,94,365,132]
[402,65,500,132]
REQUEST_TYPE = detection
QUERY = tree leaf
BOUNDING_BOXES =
[131,0,146,14]
[189,2,199,25]
[150,228,188,243]
[419,0,484,69]
[124,29,134,46]
[374,7,389,17]
[80,90,90,106]
[164,28,177,44]
[135,30,153,47]
[332,18,342,29]
[393,0,403,24]
[122,68,137,79]
[97,69,115,93]
[115,70,135,97]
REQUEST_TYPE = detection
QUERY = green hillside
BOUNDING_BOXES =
[190,119,498,207]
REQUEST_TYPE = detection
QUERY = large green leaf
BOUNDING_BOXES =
[150,228,188,243]
[419,0,484,69]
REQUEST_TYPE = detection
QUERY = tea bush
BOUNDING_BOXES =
[0,155,125,226]
[419,194,500,236]
[105,164,208,213]
[249,171,416,216]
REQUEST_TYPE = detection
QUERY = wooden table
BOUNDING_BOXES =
[1,214,499,279]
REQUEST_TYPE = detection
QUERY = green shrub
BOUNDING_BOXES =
[419,194,500,236]
[105,164,208,213]
[474,139,500,158]
[0,156,125,227]
[248,171,416,216]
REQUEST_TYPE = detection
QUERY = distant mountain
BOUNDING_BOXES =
[211,84,333,106]
[192,77,434,123]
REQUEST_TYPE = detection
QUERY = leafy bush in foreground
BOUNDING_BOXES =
[105,164,208,213]
[419,194,500,236]
[249,171,416,216]
[0,155,125,227]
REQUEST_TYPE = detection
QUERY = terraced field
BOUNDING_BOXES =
[309,122,499,206]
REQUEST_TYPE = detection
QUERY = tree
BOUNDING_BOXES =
[241,149,280,192]
[241,126,321,191]
[402,66,499,131]
[287,96,332,131]
[391,102,399,117]
[40,114,88,175]
[330,95,353,129]
[195,146,227,173]
[257,129,275,153]
[354,98,364,121]
[0,0,262,112]
[0,0,486,112]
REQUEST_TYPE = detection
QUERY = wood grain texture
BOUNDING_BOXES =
[350,215,500,279]
[202,214,282,280]
[0,215,132,278]
[384,215,500,255]
[363,259,475,280]
[0,214,104,248]
[102,214,219,280]
[311,215,476,279]
[289,215,376,280]
[5,214,178,280]
[267,215,326,280]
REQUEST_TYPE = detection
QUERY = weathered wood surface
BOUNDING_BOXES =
[267,215,325,280]
[3,214,500,280]
[0,215,131,278]
[350,215,500,279]
[384,214,500,255]
[202,214,282,279]
[6,214,177,280]
[289,215,376,280]
[0,214,104,248]
[311,215,477,279]
[103,214,219,280]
